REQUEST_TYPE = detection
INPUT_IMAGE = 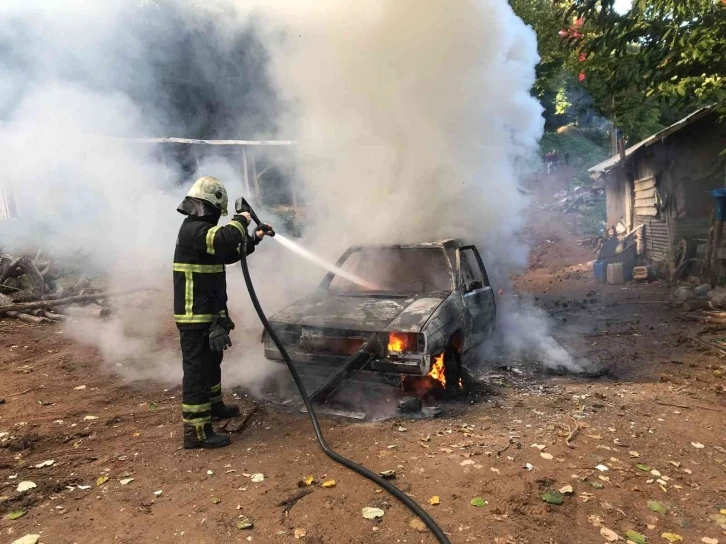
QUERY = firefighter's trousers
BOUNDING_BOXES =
[179,328,224,437]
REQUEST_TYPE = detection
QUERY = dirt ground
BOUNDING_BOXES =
[2,172,726,544]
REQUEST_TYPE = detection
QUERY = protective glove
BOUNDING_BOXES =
[209,323,232,352]
[232,213,250,228]
[219,316,235,333]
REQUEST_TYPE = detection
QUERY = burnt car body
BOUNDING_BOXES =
[263,240,496,386]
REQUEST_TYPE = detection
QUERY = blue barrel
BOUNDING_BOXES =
[593,260,608,282]
[713,189,726,221]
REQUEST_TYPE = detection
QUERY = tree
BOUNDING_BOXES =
[563,0,726,120]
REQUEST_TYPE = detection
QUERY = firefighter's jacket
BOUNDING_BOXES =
[173,215,258,328]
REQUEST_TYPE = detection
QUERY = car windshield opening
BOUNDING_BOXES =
[329,247,451,294]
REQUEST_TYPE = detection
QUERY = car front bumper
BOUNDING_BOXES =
[264,344,428,375]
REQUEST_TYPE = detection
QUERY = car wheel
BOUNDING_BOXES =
[443,345,461,394]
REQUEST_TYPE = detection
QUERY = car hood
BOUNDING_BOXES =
[270,291,449,333]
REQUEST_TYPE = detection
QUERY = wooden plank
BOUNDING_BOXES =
[634,196,657,207]
[634,177,656,191]
[635,208,658,217]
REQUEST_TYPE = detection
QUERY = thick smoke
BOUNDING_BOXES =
[0,0,582,390]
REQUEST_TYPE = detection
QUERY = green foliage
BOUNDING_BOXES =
[564,0,726,120]
[540,128,610,169]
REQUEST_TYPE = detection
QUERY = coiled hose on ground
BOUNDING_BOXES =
[239,239,451,543]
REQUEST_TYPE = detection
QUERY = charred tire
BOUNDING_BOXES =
[443,345,461,394]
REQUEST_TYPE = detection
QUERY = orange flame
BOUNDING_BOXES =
[388,331,416,353]
[428,353,446,387]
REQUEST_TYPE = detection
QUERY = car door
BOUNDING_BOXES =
[457,245,496,349]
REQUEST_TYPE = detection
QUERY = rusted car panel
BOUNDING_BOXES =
[263,239,496,377]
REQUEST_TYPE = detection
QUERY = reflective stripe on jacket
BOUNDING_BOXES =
[173,215,257,328]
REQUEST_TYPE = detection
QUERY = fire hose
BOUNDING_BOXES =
[236,199,451,543]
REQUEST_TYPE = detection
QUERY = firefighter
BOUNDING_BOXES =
[174,176,269,449]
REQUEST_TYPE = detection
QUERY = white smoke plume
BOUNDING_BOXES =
[0,0,583,391]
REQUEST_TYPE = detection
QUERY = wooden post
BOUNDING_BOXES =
[712,219,723,272]
[247,148,260,202]
[705,208,716,268]
[241,146,250,196]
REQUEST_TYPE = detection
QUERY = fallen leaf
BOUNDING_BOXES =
[590,481,604,489]
[83,415,98,420]
[33,460,54,468]
[397,426,407,432]
[16,481,36,493]
[470,497,488,507]
[6,509,26,520]
[10,536,40,544]
[294,528,307,539]
[721,509,726,515]
[119,478,134,485]
[298,475,315,487]
[714,446,726,454]
[661,534,683,542]
[154,490,163,496]
[380,470,396,479]
[409,517,428,532]
[648,500,667,514]
[362,507,385,519]
[596,464,610,472]
[650,469,662,477]
[588,515,604,527]
[541,490,564,505]
[149,402,159,411]
[523,463,535,471]
[626,530,647,544]
[236,517,254,530]
[74,385,86,390]
[251,473,264,483]
[636,464,651,472]
[207,470,214,475]
[532,444,547,450]
[692,442,705,449]
[683,469,692,475]
[600,526,620,542]
[540,452,554,460]
[629,451,640,458]
[77,485,91,490]
[667,461,680,468]
[429,495,440,505]
[211,497,221,504]
[322,480,336,488]
[701,538,719,544]
[559,485,574,495]
[96,476,109,486]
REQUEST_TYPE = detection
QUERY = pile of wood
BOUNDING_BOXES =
[0,251,151,324]
[554,186,605,214]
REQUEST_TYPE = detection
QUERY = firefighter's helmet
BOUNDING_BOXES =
[186,176,229,216]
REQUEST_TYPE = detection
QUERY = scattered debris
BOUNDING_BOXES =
[119,478,134,485]
[429,496,440,505]
[16,481,36,493]
[251,473,264,483]
[236,517,254,530]
[362,507,385,519]
[379,470,396,479]
[410,518,428,533]
[321,480,336,488]
[6,509,27,520]
[541,490,564,505]
[626,530,647,544]
[600,527,620,542]
[96,475,109,486]
[33,459,54,468]
[277,488,314,514]
[470,497,488,507]
[10,536,40,544]
[559,485,574,495]
[294,528,307,539]
[648,500,668,514]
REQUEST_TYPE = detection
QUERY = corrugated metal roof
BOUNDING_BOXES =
[588,106,715,175]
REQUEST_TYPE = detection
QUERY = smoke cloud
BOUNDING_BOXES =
[0,0,583,393]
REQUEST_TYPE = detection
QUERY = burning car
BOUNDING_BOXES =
[263,240,496,397]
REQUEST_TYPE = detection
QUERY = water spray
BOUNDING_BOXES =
[233,197,450,543]
[272,233,378,290]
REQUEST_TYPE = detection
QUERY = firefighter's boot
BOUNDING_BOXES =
[211,402,241,420]
[183,423,231,449]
